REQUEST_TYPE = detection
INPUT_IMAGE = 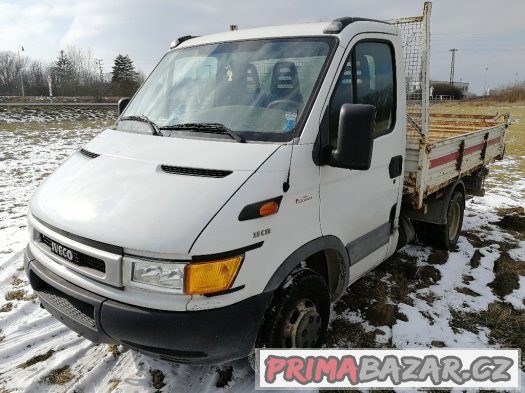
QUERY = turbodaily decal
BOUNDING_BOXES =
[295,195,312,204]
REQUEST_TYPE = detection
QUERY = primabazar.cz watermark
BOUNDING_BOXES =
[256,349,520,389]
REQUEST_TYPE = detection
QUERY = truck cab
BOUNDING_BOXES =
[24,7,508,365]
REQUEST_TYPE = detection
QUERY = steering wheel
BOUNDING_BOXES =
[266,99,299,112]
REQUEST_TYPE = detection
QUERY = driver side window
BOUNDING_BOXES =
[328,41,395,148]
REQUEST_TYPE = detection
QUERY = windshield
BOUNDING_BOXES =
[119,37,335,142]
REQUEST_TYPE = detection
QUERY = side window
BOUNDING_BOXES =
[355,42,395,136]
[328,58,353,147]
[328,41,395,146]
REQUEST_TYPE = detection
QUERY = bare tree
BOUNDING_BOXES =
[26,60,49,96]
[0,51,27,95]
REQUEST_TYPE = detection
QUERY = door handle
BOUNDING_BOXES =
[389,155,403,179]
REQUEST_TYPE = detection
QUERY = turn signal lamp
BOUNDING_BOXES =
[238,196,283,221]
[185,256,243,295]
[259,201,279,217]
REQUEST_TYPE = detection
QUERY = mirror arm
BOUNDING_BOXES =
[117,97,130,116]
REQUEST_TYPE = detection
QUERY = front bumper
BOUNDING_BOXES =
[25,246,272,365]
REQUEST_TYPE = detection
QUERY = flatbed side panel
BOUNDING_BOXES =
[423,125,506,196]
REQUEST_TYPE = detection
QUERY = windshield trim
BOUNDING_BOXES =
[121,36,339,143]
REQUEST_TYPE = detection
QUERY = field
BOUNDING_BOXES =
[0,103,524,392]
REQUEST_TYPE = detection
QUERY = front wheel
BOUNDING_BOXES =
[255,268,330,350]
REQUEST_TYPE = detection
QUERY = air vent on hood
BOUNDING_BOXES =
[160,165,232,178]
[80,149,100,159]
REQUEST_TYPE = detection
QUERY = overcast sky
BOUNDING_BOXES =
[1,0,524,94]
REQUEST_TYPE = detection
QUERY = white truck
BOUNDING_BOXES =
[25,2,508,364]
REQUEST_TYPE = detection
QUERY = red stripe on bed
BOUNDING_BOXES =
[429,136,501,169]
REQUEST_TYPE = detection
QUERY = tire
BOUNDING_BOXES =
[255,268,330,350]
[423,190,465,250]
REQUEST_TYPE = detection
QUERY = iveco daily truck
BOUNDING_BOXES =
[25,2,509,364]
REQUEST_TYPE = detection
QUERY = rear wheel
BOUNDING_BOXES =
[255,268,330,350]
[415,190,465,250]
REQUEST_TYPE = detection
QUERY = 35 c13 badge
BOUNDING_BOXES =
[253,228,271,239]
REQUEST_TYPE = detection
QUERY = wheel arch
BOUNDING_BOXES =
[263,235,349,301]
[403,179,465,225]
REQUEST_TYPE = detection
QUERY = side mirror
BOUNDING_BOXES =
[117,97,130,116]
[331,103,375,170]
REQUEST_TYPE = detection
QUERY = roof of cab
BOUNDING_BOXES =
[174,19,397,49]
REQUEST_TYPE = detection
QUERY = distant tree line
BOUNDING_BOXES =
[0,46,145,97]
[490,82,525,103]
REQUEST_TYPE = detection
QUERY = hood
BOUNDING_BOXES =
[30,129,280,254]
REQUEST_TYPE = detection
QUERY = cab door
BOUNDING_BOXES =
[319,35,404,279]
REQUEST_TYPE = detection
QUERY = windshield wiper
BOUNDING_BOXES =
[119,115,163,136]
[159,123,245,143]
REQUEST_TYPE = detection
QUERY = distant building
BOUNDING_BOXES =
[431,80,470,97]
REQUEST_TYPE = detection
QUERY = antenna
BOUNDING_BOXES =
[449,48,458,85]
[282,139,295,193]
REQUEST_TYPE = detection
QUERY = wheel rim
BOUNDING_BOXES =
[448,200,461,241]
[281,298,322,348]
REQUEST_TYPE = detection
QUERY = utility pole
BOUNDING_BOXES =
[484,67,488,96]
[17,45,25,96]
[449,48,458,85]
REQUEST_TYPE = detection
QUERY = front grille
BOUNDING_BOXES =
[40,234,106,273]
[160,165,232,178]
[38,285,95,328]
[80,148,99,159]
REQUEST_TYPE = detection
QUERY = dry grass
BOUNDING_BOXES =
[490,84,525,103]
[455,287,481,297]
[150,369,166,391]
[10,276,23,286]
[470,250,483,268]
[332,251,443,336]
[489,249,525,298]
[427,251,449,265]
[18,350,55,369]
[0,303,13,313]
[494,251,525,276]
[489,272,520,298]
[6,290,38,302]
[107,344,121,358]
[5,290,25,301]
[451,302,525,365]
[41,365,74,385]
[497,206,525,217]
[325,318,379,348]
[108,378,121,392]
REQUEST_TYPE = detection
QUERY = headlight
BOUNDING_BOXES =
[129,257,186,293]
[126,255,243,295]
